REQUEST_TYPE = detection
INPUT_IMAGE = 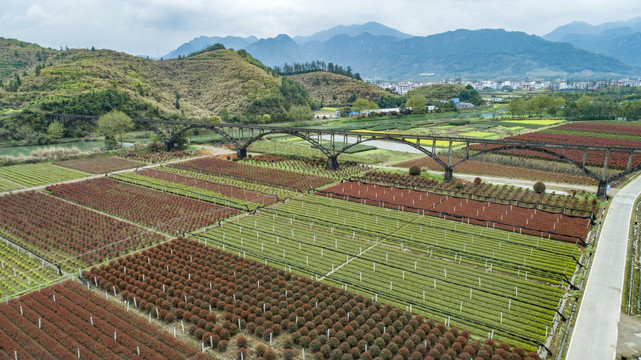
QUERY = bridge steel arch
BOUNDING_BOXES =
[334,135,450,170]
[43,113,641,198]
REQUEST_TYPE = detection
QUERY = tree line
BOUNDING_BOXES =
[507,88,641,120]
[273,61,362,80]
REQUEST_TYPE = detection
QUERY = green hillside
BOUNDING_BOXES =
[405,84,465,100]
[0,39,311,121]
[287,71,392,107]
[0,38,58,82]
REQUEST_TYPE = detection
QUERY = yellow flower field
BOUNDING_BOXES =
[350,130,464,147]
[460,131,497,138]
[502,119,565,126]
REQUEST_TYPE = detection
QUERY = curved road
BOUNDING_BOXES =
[566,175,641,360]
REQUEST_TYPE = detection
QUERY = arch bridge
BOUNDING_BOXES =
[46,113,641,198]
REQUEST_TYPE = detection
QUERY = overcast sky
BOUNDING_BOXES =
[1,0,639,57]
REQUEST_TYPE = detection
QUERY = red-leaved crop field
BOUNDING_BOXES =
[54,156,144,174]
[0,191,165,268]
[137,168,279,206]
[321,182,591,243]
[0,281,204,360]
[355,171,596,215]
[47,178,239,234]
[85,237,541,360]
[471,132,641,170]
[549,122,641,137]
[169,157,336,191]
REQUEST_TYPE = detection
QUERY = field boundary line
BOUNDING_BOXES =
[320,208,423,281]
[319,241,379,281]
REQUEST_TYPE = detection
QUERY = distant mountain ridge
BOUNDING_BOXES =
[543,17,641,67]
[163,22,638,79]
[293,21,412,44]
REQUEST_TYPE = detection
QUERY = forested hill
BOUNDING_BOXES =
[0,39,312,122]
[286,71,390,107]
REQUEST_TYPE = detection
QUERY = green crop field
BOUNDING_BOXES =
[0,163,89,188]
[110,172,264,211]
[158,166,300,198]
[194,194,576,350]
[0,178,21,193]
[0,239,59,298]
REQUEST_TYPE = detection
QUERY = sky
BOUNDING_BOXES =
[1,0,640,57]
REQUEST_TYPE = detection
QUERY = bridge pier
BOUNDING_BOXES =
[597,181,608,199]
[326,156,339,170]
[444,167,453,182]
[237,147,247,160]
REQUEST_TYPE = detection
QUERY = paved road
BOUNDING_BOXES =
[566,174,641,360]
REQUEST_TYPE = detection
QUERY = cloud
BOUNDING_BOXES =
[0,0,640,55]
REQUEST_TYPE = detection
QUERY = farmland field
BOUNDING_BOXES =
[118,150,195,163]
[0,239,59,298]
[47,177,239,233]
[110,171,273,211]
[169,156,337,191]
[470,123,641,170]
[54,156,144,174]
[128,168,279,206]
[0,191,165,271]
[0,137,603,358]
[0,163,89,188]
[197,195,577,350]
[0,177,21,192]
[0,280,202,360]
[320,182,592,243]
[396,155,605,186]
[87,237,540,359]
[355,171,597,215]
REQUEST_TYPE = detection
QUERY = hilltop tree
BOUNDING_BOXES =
[98,110,134,148]
[459,84,484,106]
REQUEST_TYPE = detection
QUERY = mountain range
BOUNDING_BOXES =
[164,21,639,80]
[543,17,641,67]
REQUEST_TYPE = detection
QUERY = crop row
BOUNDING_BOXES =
[110,172,263,212]
[0,280,202,360]
[168,156,337,192]
[258,199,576,283]
[118,150,194,163]
[241,155,369,179]
[128,168,279,207]
[472,132,641,170]
[550,122,641,137]
[0,238,59,298]
[201,211,564,303]
[0,190,166,270]
[159,166,301,198]
[200,201,567,349]
[47,177,239,234]
[86,237,540,359]
[0,177,21,193]
[320,182,591,244]
[270,198,575,284]
[324,249,560,347]
[355,172,596,215]
[0,163,89,188]
[54,156,144,174]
